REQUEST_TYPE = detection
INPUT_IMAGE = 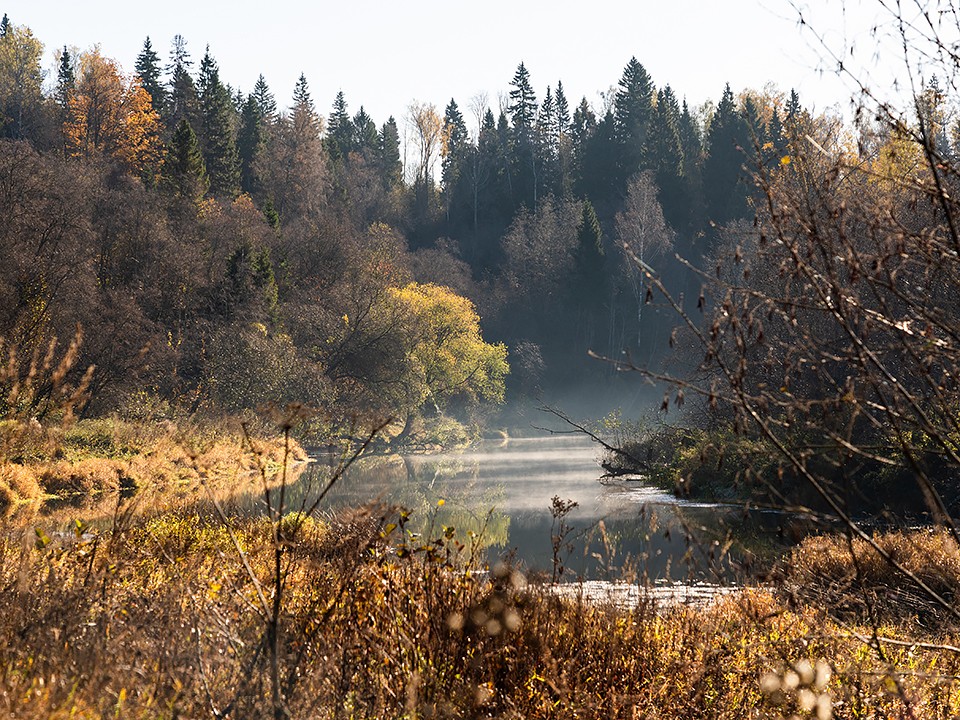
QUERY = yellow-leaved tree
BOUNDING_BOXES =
[389,282,508,440]
[63,48,164,181]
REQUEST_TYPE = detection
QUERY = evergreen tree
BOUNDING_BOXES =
[703,83,751,228]
[135,37,166,117]
[55,46,75,108]
[644,86,685,228]
[577,109,619,217]
[442,99,469,191]
[614,57,655,178]
[379,116,402,189]
[441,99,470,227]
[566,199,608,352]
[167,35,197,128]
[0,14,8,39]
[678,99,704,227]
[165,118,209,203]
[326,90,352,161]
[508,62,537,139]
[555,81,573,196]
[197,47,240,198]
[353,106,379,162]
[237,93,264,194]
[536,85,558,196]
[252,74,277,122]
[508,62,538,206]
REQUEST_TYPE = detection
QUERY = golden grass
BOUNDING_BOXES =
[2,509,960,718]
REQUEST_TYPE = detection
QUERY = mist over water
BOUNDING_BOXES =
[308,434,781,583]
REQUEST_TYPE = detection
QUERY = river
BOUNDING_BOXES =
[300,434,789,586]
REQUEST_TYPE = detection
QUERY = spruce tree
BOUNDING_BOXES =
[135,37,166,117]
[55,46,75,108]
[508,62,538,207]
[197,47,240,198]
[252,74,277,122]
[567,199,608,348]
[166,118,209,203]
[326,90,352,161]
[614,57,655,180]
[167,35,198,129]
[442,99,468,192]
[555,81,573,196]
[644,86,685,228]
[703,83,751,228]
[353,106,379,162]
[0,14,8,39]
[237,94,264,194]
[379,116,402,189]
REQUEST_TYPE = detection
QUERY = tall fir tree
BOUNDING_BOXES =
[508,62,538,207]
[644,86,685,229]
[0,14,8,39]
[197,47,240,198]
[353,106,379,162]
[135,37,166,118]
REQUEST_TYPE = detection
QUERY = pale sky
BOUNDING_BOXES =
[12,0,912,131]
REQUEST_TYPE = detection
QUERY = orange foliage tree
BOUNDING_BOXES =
[63,48,164,181]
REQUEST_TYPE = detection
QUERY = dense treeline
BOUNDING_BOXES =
[0,12,810,432]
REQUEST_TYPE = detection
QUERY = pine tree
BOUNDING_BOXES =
[555,81,573,196]
[567,199,608,348]
[508,62,537,138]
[135,37,166,118]
[0,14,8,39]
[536,85,558,196]
[165,118,209,203]
[508,62,538,207]
[442,99,468,191]
[197,47,240,198]
[441,99,470,226]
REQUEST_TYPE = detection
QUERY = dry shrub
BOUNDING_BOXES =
[0,463,40,505]
[786,529,960,626]
[37,458,122,498]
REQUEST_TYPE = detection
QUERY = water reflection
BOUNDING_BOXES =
[304,435,793,583]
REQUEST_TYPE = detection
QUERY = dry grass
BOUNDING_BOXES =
[784,529,960,629]
[1,506,960,719]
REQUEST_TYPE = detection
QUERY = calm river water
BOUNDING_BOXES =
[298,434,788,584]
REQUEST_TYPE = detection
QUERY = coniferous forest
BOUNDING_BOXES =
[11,5,960,718]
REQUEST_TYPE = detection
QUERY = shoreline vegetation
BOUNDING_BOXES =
[1,414,959,716]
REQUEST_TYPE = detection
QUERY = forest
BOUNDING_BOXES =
[0,12,795,440]
[8,4,960,718]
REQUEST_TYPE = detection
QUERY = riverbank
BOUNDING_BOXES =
[0,415,308,515]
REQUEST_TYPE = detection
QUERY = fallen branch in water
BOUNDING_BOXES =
[534,404,650,477]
